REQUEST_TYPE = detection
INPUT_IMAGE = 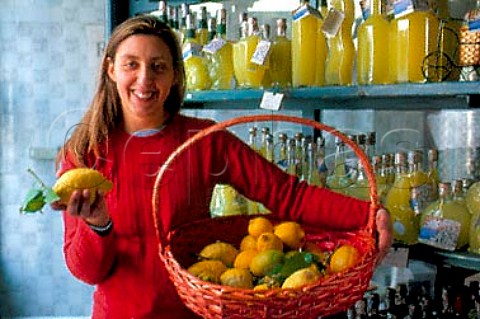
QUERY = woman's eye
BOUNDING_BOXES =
[122,61,137,69]
[152,63,167,73]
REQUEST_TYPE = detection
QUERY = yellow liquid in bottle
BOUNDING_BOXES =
[244,34,266,89]
[469,212,480,254]
[385,172,419,245]
[389,10,440,83]
[420,198,471,249]
[233,39,247,88]
[196,28,208,46]
[208,40,234,90]
[183,34,211,91]
[315,12,328,86]
[325,0,355,85]
[357,0,390,84]
[270,35,292,88]
[292,4,320,87]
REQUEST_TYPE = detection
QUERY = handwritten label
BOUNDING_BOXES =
[202,38,227,54]
[322,8,345,38]
[251,40,271,66]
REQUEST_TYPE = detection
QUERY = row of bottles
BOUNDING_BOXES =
[151,0,478,91]
[208,125,480,255]
[328,281,480,319]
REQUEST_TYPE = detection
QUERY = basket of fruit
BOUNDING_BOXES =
[152,114,378,319]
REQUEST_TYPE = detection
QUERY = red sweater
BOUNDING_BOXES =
[60,114,369,318]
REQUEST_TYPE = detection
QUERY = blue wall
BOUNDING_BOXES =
[0,0,104,315]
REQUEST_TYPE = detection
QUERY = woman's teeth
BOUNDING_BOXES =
[134,91,154,99]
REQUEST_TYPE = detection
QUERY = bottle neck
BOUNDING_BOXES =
[371,0,382,16]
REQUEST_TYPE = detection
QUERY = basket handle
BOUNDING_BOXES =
[152,114,378,251]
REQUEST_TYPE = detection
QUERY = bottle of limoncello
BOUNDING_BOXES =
[419,182,471,250]
[357,0,390,84]
[259,24,273,89]
[233,15,248,88]
[242,17,266,89]
[385,152,419,245]
[269,18,292,88]
[182,13,211,91]
[292,0,324,87]
[324,0,355,85]
[389,0,440,83]
[204,9,234,90]
[195,6,208,46]
[315,0,329,86]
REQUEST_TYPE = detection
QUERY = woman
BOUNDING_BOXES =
[53,15,392,318]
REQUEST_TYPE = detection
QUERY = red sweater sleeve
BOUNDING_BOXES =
[213,131,371,230]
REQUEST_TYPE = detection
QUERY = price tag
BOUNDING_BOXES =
[251,40,271,66]
[380,247,409,268]
[260,91,284,111]
[321,8,345,38]
[418,216,460,251]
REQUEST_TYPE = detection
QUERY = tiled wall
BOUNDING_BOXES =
[0,0,104,316]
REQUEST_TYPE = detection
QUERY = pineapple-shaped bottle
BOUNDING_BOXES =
[204,9,234,90]
[183,13,211,91]
[269,18,292,88]
[419,182,471,250]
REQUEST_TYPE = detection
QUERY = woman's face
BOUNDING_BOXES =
[107,34,175,129]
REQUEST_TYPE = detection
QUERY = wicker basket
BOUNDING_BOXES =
[152,114,379,319]
[459,26,480,66]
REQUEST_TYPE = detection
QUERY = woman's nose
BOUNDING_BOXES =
[138,64,154,83]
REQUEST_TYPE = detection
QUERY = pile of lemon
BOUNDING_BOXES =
[188,216,360,290]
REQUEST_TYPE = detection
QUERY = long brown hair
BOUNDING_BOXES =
[57,15,185,167]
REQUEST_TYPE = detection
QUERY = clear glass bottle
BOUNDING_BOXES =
[316,135,328,187]
[385,152,419,245]
[419,182,471,250]
[306,141,322,186]
[269,18,292,88]
[357,0,390,84]
[426,149,440,203]
[207,17,217,42]
[326,137,350,194]
[276,133,288,172]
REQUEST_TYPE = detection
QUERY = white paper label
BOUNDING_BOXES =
[202,38,227,54]
[418,216,461,251]
[251,40,271,66]
[260,91,284,110]
[321,8,345,38]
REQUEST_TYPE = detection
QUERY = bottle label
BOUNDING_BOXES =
[251,40,272,66]
[202,38,227,54]
[418,215,461,251]
[466,9,480,31]
[292,4,322,22]
[321,8,345,38]
[182,42,203,61]
[392,0,414,18]
[360,0,371,20]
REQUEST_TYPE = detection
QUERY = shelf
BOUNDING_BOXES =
[407,244,480,272]
[184,81,480,110]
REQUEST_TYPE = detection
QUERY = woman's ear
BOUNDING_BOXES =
[106,57,116,82]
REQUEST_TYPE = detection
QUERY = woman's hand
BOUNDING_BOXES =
[51,189,110,227]
[375,208,393,265]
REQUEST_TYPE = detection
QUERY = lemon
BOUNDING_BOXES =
[187,260,227,283]
[329,244,359,274]
[199,241,238,267]
[53,168,113,205]
[256,232,284,252]
[281,264,321,289]
[249,249,285,277]
[274,221,305,249]
[234,249,258,269]
[239,235,258,251]
[220,268,253,289]
[248,217,274,238]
